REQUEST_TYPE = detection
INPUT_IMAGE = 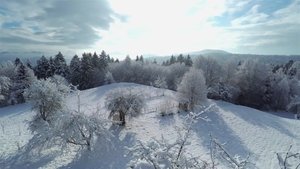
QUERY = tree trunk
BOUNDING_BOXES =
[119,111,126,125]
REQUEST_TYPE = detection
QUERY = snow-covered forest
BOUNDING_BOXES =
[0,51,299,169]
[1,51,299,112]
[1,0,300,167]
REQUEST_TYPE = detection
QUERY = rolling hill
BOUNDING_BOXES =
[0,83,299,169]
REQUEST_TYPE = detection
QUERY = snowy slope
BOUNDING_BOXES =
[0,83,299,169]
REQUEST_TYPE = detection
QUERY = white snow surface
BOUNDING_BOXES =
[0,82,299,169]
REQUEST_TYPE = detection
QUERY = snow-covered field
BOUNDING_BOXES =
[1,83,299,169]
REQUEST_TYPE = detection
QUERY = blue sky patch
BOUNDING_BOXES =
[0,6,8,16]
[2,21,22,29]
[212,0,293,27]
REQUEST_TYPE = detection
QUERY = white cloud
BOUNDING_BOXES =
[231,5,269,26]
[88,0,236,58]
[1,0,299,57]
[229,0,300,54]
[0,0,115,54]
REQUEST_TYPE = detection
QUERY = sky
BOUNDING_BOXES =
[0,0,299,58]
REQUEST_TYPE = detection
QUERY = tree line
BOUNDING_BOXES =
[0,51,299,113]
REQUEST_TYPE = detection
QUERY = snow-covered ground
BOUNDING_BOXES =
[0,83,299,169]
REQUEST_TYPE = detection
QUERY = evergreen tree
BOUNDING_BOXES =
[170,55,176,65]
[184,55,193,67]
[99,50,108,69]
[0,76,11,106]
[12,63,35,103]
[92,52,100,68]
[140,55,144,63]
[79,53,94,89]
[125,55,131,65]
[35,56,50,79]
[54,52,69,78]
[135,56,139,62]
[177,54,184,64]
[96,50,109,85]
[107,54,111,63]
[166,60,170,65]
[26,59,33,70]
[110,57,115,63]
[14,58,21,66]
[49,56,55,77]
[69,55,82,86]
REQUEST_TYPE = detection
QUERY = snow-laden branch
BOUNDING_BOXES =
[277,145,300,169]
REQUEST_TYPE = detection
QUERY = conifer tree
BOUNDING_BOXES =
[54,52,69,78]
[35,56,50,79]
[69,55,82,86]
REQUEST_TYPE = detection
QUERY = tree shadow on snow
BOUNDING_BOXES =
[0,103,31,118]
[0,142,58,169]
[158,114,176,127]
[188,106,254,162]
[216,101,295,138]
[60,125,136,169]
[1,154,56,169]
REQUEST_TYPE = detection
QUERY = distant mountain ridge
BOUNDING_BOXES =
[1,50,299,65]
[0,51,44,64]
[0,51,73,65]
[145,49,300,64]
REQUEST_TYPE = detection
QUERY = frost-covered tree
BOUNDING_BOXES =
[276,145,300,169]
[110,61,165,86]
[128,106,215,169]
[177,68,207,110]
[153,76,167,89]
[272,76,291,110]
[11,63,35,104]
[25,77,70,125]
[234,59,269,108]
[222,59,239,84]
[207,82,240,103]
[0,61,15,106]
[0,76,11,106]
[0,61,15,79]
[104,71,115,84]
[128,136,204,169]
[106,88,144,125]
[56,111,111,151]
[165,63,188,90]
[194,56,222,87]
[22,92,111,153]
